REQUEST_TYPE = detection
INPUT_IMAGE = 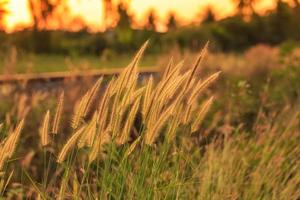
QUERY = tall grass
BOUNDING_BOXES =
[0,43,299,199]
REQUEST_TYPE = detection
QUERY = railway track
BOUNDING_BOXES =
[0,67,160,84]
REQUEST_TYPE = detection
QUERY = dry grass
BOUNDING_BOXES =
[52,91,64,134]
[0,43,299,199]
[0,119,24,170]
[39,110,50,147]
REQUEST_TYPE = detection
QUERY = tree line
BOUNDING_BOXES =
[0,0,299,55]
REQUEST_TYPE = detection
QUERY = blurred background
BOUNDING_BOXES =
[0,0,300,73]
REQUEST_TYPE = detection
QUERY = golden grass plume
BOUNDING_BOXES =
[40,110,50,147]
[52,91,64,134]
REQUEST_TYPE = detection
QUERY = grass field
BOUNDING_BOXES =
[0,52,159,74]
[0,43,299,199]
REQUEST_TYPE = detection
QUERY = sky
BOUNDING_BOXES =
[3,0,291,32]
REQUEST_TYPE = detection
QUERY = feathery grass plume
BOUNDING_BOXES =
[163,60,184,82]
[166,104,183,143]
[182,102,196,124]
[57,126,86,163]
[107,77,118,98]
[184,42,209,92]
[146,101,160,128]
[0,134,14,170]
[129,86,145,105]
[97,79,113,126]
[110,94,122,132]
[39,110,50,147]
[142,75,153,118]
[191,96,214,132]
[113,64,131,94]
[153,82,186,119]
[186,77,197,92]
[156,74,184,103]
[109,75,130,135]
[111,70,138,130]
[119,74,138,114]
[161,57,174,80]
[117,98,140,145]
[162,90,185,120]
[77,112,97,148]
[52,91,64,134]
[98,106,109,134]
[144,103,174,145]
[82,77,103,116]
[110,74,138,137]
[124,40,149,80]
[88,130,111,164]
[72,78,102,129]
[109,93,122,137]
[86,113,98,146]
[0,137,6,147]
[7,119,25,158]
[187,71,221,105]
[0,119,25,169]
[72,93,88,129]
[158,70,191,103]
[144,61,184,119]
[97,109,110,135]
[155,61,184,97]
[127,68,138,91]
[114,40,148,95]
[122,136,141,160]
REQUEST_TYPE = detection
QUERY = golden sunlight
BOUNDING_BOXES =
[3,0,290,32]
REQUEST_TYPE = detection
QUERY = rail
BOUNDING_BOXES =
[0,67,161,83]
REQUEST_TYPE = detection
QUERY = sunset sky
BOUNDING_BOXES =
[3,0,292,32]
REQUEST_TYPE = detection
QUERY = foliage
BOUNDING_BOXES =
[0,0,299,55]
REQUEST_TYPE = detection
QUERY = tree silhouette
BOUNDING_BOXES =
[28,0,67,30]
[233,0,260,16]
[166,12,177,31]
[145,9,156,30]
[270,0,293,42]
[0,0,8,30]
[233,0,247,15]
[202,6,216,24]
[115,3,132,29]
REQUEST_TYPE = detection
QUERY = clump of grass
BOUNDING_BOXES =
[198,128,300,200]
[46,41,220,198]
[52,91,64,134]
[71,78,103,129]
[0,42,298,199]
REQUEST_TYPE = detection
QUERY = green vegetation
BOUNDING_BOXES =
[0,52,158,74]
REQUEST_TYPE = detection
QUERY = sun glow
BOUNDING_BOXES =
[2,0,292,33]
